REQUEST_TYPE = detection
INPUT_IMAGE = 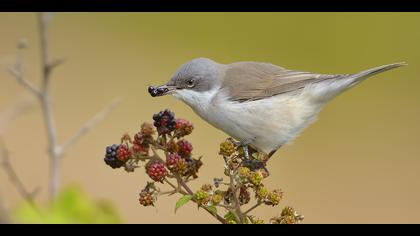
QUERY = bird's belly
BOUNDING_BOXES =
[200,95,322,153]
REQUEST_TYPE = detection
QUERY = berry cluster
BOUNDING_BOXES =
[103,109,302,224]
[153,109,176,135]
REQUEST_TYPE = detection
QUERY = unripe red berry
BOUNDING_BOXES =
[117,144,131,162]
[177,139,193,157]
[139,190,155,206]
[146,161,167,182]
[174,118,194,137]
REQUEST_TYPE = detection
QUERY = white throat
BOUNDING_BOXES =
[172,88,219,115]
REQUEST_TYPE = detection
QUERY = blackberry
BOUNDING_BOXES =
[174,118,194,137]
[177,139,193,157]
[153,109,176,135]
[166,153,181,167]
[148,86,159,97]
[117,144,131,162]
[146,161,168,182]
[139,189,155,206]
[166,153,187,174]
[104,144,124,169]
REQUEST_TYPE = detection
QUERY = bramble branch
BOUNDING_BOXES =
[104,109,304,224]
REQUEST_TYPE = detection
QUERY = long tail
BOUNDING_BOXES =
[311,62,407,103]
[348,62,407,83]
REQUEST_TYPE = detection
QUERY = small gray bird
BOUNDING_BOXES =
[149,58,405,159]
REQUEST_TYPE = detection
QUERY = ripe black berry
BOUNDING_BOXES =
[104,144,124,169]
[148,86,159,97]
[152,109,176,135]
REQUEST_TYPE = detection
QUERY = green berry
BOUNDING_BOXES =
[211,193,223,205]
[238,167,250,179]
[219,139,235,156]
[194,190,209,205]
[265,189,283,206]
[256,186,269,199]
[248,171,264,186]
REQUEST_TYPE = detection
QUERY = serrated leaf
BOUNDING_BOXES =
[206,206,217,215]
[175,195,193,213]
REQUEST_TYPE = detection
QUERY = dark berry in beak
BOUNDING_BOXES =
[157,87,168,94]
[148,86,159,97]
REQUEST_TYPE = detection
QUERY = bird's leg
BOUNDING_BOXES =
[234,139,253,160]
[243,145,250,160]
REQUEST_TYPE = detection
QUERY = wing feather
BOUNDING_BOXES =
[221,62,346,102]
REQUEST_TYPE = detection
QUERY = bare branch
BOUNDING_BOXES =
[60,98,122,154]
[0,139,38,204]
[48,58,67,70]
[7,67,40,96]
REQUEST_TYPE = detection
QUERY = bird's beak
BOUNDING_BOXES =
[148,84,177,97]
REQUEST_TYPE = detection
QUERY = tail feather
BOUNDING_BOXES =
[309,62,406,103]
[349,62,407,82]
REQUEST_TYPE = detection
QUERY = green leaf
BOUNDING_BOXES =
[175,195,193,213]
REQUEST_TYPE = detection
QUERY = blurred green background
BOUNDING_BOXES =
[0,13,419,223]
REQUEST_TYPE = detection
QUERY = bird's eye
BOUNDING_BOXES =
[186,78,195,88]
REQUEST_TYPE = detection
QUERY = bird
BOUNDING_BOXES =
[148,58,406,160]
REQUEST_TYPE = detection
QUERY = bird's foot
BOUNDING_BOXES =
[241,159,270,176]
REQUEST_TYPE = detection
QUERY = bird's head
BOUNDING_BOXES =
[148,58,223,100]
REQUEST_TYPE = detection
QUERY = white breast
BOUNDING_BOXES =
[173,88,324,153]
